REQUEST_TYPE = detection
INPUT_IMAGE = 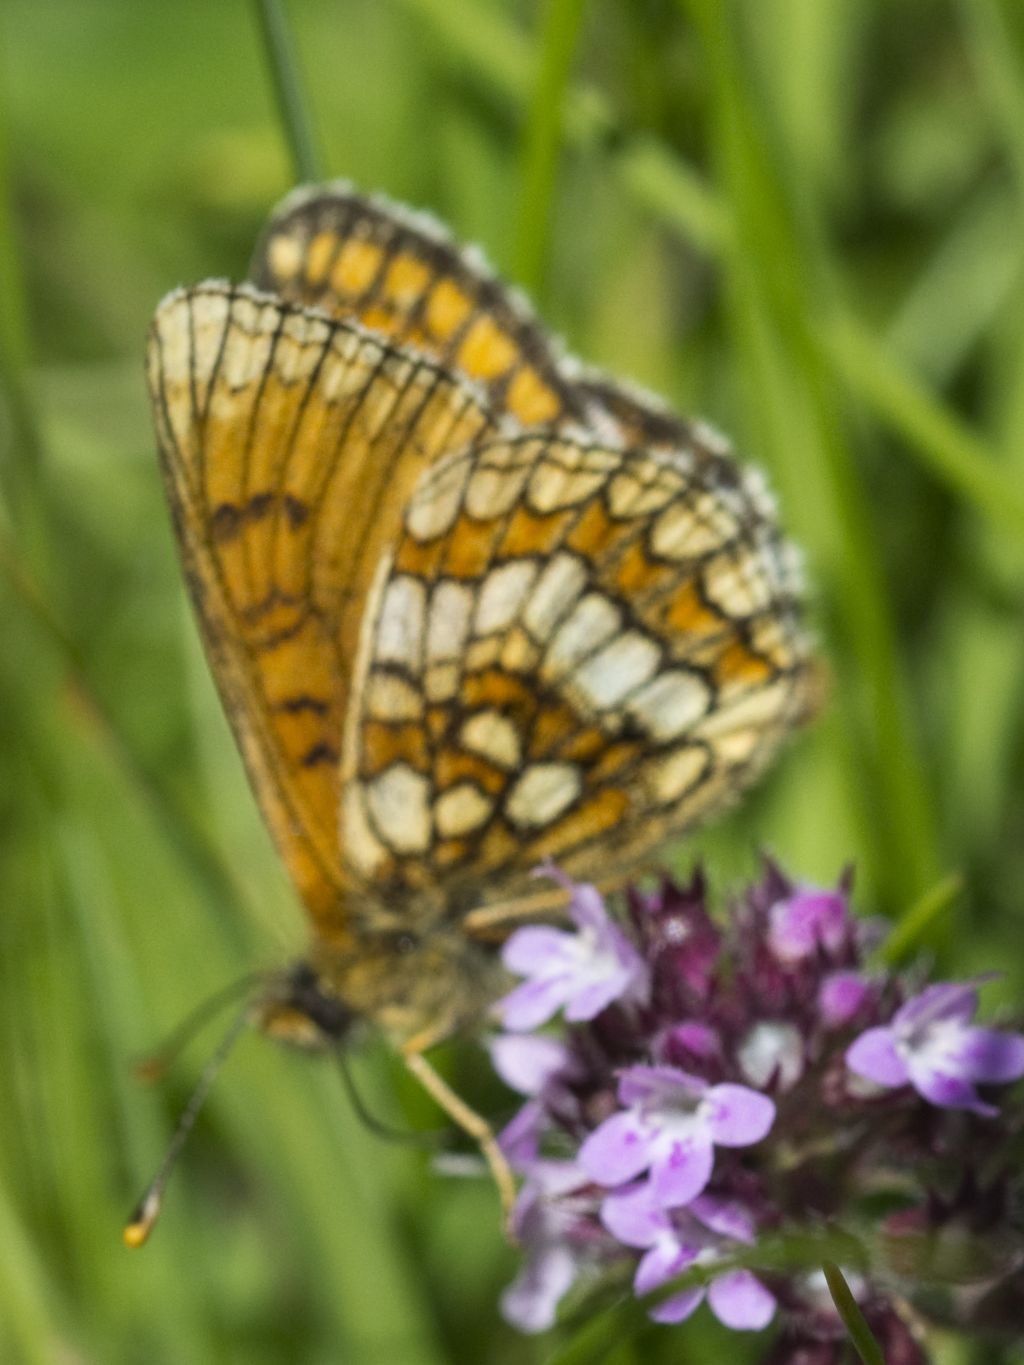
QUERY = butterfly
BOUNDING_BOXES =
[137,182,815,1239]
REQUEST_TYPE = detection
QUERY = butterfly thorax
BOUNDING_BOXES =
[258,924,503,1050]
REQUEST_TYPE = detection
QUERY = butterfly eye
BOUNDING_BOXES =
[396,933,418,956]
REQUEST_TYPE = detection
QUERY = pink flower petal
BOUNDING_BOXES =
[565,972,631,1022]
[819,971,871,1027]
[600,1181,668,1249]
[498,1100,543,1166]
[634,1238,698,1300]
[943,1026,1024,1084]
[689,1194,756,1244]
[703,1084,776,1146]
[894,981,979,1032]
[649,1130,714,1207]
[502,926,574,974]
[905,1057,997,1117]
[497,975,571,1031]
[707,1269,776,1331]
[489,1034,573,1095]
[846,1026,909,1088]
[649,1286,705,1325]
[500,1243,577,1333]
[579,1111,652,1187]
[618,1064,704,1108]
[769,889,847,962]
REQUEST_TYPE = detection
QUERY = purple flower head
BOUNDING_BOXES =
[488,858,1024,1349]
[768,887,849,965]
[497,875,650,1031]
[579,1064,776,1208]
[846,979,1024,1116]
[601,1181,775,1329]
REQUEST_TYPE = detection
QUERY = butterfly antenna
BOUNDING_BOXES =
[124,1003,251,1248]
[132,970,272,1083]
[333,1051,442,1148]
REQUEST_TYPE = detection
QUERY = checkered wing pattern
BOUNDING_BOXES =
[340,428,813,916]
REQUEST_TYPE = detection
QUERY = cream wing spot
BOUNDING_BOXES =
[607,462,680,517]
[425,662,459,702]
[506,763,581,828]
[523,552,588,640]
[713,729,762,765]
[435,783,493,837]
[427,580,473,662]
[376,575,426,670]
[460,710,522,770]
[702,551,773,616]
[649,747,709,803]
[527,445,617,514]
[696,680,789,736]
[366,763,432,854]
[406,455,472,542]
[474,560,539,635]
[543,593,621,679]
[366,671,423,722]
[500,627,540,673]
[572,630,661,710]
[342,785,390,877]
[266,232,303,281]
[627,669,711,740]
[465,450,534,519]
[650,496,735,560]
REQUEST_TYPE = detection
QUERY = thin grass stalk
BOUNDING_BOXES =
[513,0,589,294]
[253,0,324,184]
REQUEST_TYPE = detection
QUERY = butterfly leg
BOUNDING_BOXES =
[401,1042,517,1222]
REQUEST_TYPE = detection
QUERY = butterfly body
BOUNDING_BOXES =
[147,184,815,1171]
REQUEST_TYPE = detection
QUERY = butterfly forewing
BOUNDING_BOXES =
[148,282,499,934]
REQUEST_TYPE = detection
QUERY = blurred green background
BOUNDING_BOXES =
[2,1,1024,1361]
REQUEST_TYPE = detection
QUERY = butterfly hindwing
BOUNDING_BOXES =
[250,183,593,431]
[339,426,813,914]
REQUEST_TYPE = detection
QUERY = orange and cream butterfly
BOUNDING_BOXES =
[134,182,815,1240]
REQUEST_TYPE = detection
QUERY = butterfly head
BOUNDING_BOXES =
[256,960,359,1049]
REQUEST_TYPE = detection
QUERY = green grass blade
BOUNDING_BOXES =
[252,0,324,184]
[513,0,589,294]
[821,316,1024,539]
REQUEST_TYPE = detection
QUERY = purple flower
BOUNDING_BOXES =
[498,877,650,1031]
[846,980,1024,1116]
[768,887,849,964]
[601,1182,775,1329]
[579,1065,775,1208]
[499,1162,597,1333]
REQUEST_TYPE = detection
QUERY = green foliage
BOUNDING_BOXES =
[1,1,1022,1360]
